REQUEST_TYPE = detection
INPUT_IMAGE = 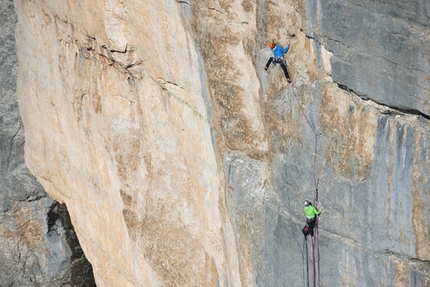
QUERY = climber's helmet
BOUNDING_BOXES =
[304,200,310,207]
[269,42,275,49]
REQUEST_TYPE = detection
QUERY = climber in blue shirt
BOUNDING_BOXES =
[264,42,292,83]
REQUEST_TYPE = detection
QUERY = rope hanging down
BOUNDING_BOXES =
[303,237,310,287]
[290,83,321,287]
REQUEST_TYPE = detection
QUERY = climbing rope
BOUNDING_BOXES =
[303,237,310,287]
[290,83,321,287]
[283,151,309,287]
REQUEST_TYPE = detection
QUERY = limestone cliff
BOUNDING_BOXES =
[13,0,430,286]
[0,0,95,286]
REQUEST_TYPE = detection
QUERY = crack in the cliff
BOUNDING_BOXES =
[303,30,430,121]
[337,83,430,120]
[175,0,189,5]
[267,0,280,8]
[23,195,43,202]
[158,79,191,94]
[0,55,6,69]
[164,80,188,91]
[17,139,24,149]
[7,126,21,168]
[305,31,348,51]
[208,7,223,14]
[102,44,127,54]
[383,251,430,275]
[157,79,205,119]
[410,257,430,275]
[100,44,138,68]
[324,229,430,276]
[411,258,430,264]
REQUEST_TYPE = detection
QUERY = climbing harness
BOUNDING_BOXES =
[291,83,321,287]
[273,57,285,65]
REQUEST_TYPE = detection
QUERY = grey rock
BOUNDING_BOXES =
[305,0,430,117]
[225,114,430,286]
[226,8,430,283]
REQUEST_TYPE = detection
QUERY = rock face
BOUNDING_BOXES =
[304,0,430,116]
[13,0,430,286]
[0,0,95,285]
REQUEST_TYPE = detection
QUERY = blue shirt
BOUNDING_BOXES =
[271,45,289,58]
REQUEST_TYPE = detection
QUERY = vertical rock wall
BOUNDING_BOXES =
[0,0,95,286]
[15,0,238,286]
[13,0,430,286]
[305,0,430,116]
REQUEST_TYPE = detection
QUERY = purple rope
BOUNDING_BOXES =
[303,238,310,287]
[291,84,320,287]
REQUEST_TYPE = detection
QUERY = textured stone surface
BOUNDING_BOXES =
[13,0,430,286]
[15,1,234,286]
[304,0,430,116]
[0,0,95,286]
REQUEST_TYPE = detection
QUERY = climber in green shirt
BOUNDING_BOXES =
[303,200,320,237]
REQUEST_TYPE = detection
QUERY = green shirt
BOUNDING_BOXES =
[304,205,320,219]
